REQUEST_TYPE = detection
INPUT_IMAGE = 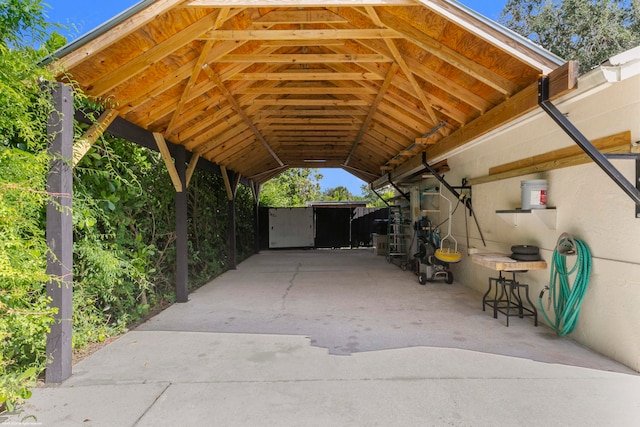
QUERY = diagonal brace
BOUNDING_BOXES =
[538,76,640,217]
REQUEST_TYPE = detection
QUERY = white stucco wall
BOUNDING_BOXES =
[421,54,640,371]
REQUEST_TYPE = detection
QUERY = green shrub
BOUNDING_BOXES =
[0,148,55,412]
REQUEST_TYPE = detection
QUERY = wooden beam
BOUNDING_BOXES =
[164,40,214,138]
[200,29,400,41]
[185,0,415,7]
[259,40,347,47]
[72,108,118,166]
[248,165,288,181]
[228,72,385,81]
[153,132,183,192]
[345,63,399,165]
[88,12,222,97]
[385,38,438,124]
[247,99,370,106]
[253,10,349,25]
[404,56,493,113]
[185,152,200,188]
[467,131,632,186]
[371,61,578,189]
[414,137,438,145]
[202,67,284,166]
[118,39,255,115]
[376,8,518,96]
[217,54,392,63]
[261,124,358,131]
[249,180,262,204]
[51,0,187,72]
[233,172,242,197]
[420,0,561,73]
[221,166,235,200]
[254,108,369,116]
[255,117,363,125]
[238,87,376,95]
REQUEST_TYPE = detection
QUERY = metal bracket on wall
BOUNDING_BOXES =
[371,187,391,207]
[421,153,486,246]
[538,76,640,218]
[388,173,411,202]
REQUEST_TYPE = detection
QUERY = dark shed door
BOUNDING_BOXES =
[314,208,351,248]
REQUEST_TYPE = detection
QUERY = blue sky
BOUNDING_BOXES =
[45,0,507,196]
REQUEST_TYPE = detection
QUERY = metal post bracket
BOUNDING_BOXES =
[538,76,640,218]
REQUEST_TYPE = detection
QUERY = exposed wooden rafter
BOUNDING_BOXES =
[52,0,565,187]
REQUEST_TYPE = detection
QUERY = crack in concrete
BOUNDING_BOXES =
[281,262,301,311]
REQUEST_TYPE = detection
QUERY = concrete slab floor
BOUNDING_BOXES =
[3,249,639,426]
[139,249,634,372]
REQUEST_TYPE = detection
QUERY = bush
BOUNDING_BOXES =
[0,148,55,412]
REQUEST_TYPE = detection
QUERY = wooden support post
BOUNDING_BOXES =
[175,145,189,303]
[250,181,262,254]
[221,166,238,269]
[45,83,74,383]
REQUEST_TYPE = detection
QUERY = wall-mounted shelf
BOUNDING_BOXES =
[496,207,557,230]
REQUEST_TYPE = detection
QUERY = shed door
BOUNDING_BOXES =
[314,208,351,249]
[268,208,314,249]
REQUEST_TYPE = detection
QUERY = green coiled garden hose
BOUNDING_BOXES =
[539,233,592,336]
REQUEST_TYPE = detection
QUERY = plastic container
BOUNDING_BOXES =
[521,179,547,209]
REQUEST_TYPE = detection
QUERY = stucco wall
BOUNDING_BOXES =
[421,67,640,371]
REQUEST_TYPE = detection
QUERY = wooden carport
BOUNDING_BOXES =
[44,0,576,382]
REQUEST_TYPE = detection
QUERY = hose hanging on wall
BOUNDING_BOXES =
[539,233,592,336]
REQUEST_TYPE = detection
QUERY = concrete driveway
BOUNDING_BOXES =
[4,250,639,426]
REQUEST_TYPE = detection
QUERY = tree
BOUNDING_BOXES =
[323,186,353,201]
[500,0,640,73]
[359,184,394,207]
[259,168,323,207]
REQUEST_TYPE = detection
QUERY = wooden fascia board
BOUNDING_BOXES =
[418,0,562,73]
[51,0,186,73]
[371,61,578,189]
[72,109,118,167]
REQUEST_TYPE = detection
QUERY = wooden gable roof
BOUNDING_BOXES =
[50,0,571,186]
